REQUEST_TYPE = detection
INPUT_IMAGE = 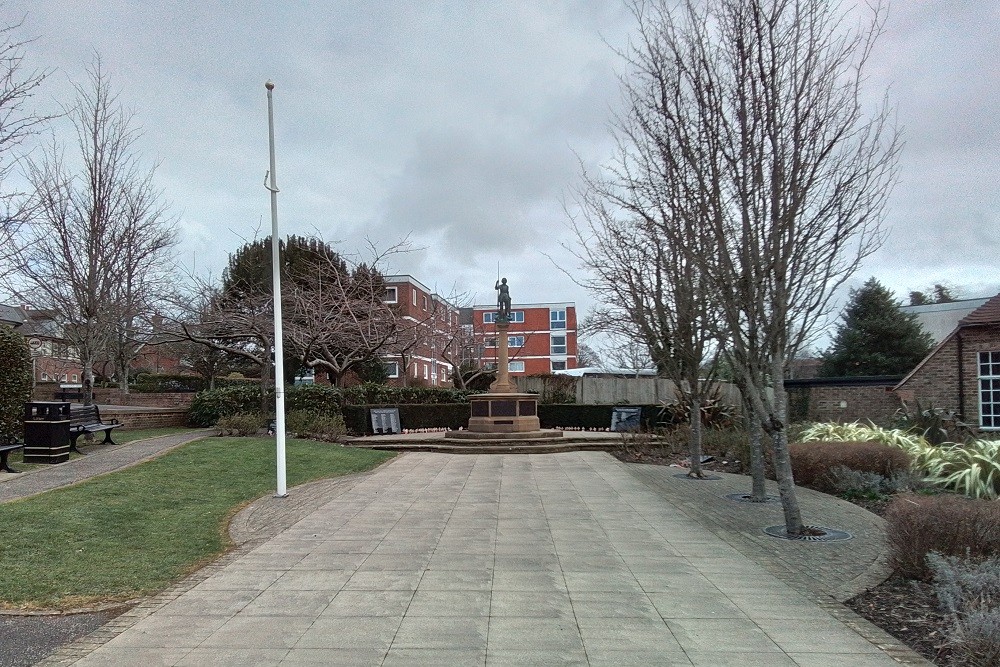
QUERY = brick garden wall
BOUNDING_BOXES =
[102,409,189,429]
[32,384,195,408]
[788,383,902,424]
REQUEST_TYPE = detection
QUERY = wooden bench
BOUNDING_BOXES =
[0,440,23,473]
[69,405,122,453]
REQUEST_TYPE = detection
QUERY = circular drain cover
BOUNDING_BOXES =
[763,525,853,542]
[724,493,779,504]
[673,473,722,481]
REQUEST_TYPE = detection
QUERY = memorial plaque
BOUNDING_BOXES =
[611,407,642,432]
[518,400,536,416]
[471,401,489,417]
[370,408,401,435]
[492,400,516,417]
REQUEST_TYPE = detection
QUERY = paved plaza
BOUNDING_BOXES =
[35,449,930,666]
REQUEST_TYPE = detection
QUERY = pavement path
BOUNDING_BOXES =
[37,451,930,666]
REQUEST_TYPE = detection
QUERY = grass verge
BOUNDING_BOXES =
[0,436,394,609]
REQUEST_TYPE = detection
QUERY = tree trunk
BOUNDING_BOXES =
[83,358,94,406]
[769,362,804,534]
[688,394,704,478]
[746,407,767,501]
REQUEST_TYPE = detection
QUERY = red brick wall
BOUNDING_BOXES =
[32,386,196,408]
[794,384,902,424]
[100,409,189,429]
[896,325,1000,427]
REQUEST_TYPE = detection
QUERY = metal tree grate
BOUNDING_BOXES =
[724,493,779,504]
[763,525,853,542]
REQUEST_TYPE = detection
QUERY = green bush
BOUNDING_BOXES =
[0,327,32,442]
[284,409,347,442]
[341,383,476,405]
[215,412,264,436]
[886,493,1000,580]
[189,385,268,426]
[285,384,344,414]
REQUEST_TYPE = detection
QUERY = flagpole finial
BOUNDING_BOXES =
[265,80,275,90]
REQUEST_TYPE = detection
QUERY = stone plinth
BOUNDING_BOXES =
[445,393,562,439]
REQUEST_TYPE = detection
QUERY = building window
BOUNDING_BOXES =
[484,311,524,324]
[551,360,567,372]
[551,334,567,355]
[384,361,399,378]
[384,287,398,303]
[508,335,524,347]
[422,295,428,311]
[486,337,497,348]
[423,364,429,380]
[980,351,1000,429]
[551,309,567,329]
[509,360,525,373]
[41,373,49,380]
[412,289,417,306]
[413,363,419,378]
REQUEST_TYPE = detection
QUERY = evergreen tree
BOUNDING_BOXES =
[820,278,934,377]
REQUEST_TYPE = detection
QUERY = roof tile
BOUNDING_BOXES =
[959,293,1000,326]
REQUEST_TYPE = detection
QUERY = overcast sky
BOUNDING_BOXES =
[7,1,1000,344]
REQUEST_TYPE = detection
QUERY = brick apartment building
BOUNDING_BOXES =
[0,304,85,383]
[468,301,578,376]
[381,276,459,387]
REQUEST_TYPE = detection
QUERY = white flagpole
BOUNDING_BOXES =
[265,80,288,498]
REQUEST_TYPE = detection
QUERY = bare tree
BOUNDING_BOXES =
[569,169,723,477]
[584,0,900,532]
[18,59,176,404]
[0,15,52,280]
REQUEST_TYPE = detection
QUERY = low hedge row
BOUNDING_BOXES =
[788,440,913,494]
[189,383,666,432]
[887,492,1000,580]
[343,403,665,435]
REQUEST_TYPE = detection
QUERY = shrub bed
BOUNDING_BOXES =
[788,440,913,494]
[886,492,1000,581]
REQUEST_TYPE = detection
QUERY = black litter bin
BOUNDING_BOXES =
[23,401,71,464]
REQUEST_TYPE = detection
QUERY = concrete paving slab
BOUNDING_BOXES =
[38,451,932,666]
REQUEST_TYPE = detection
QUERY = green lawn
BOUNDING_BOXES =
[0,437,394,609]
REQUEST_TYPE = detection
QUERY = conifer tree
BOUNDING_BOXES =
[820,278,934,377]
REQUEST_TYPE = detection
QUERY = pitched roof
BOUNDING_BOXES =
[0,303,25,326]
[959,293,1000,327]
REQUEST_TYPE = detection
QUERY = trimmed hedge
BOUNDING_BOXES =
[887,493,1000,580]
[342,403,665,436]
[539,404,662,430]
[344,404,471,435]
[788,440,913,493]
[0,326,32,441]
